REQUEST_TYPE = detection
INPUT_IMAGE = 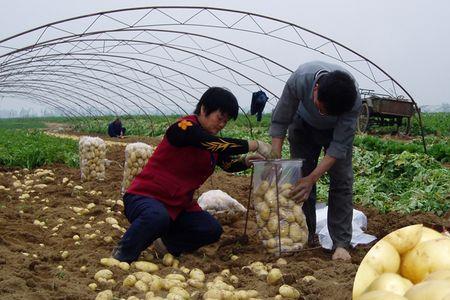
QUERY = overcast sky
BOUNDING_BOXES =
[1,0,449,111]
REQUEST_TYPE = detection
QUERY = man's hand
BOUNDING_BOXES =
[243,153,265,167]
[271,137,284,159]
[289,176,316,202]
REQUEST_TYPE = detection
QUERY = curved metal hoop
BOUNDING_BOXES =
[0,6,426,149]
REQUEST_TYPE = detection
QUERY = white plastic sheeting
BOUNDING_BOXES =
[315,203,377,250]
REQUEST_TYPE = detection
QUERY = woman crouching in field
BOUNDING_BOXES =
[113,87,273,262]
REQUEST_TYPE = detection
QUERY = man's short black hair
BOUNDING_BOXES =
[317,70,357,116]
[194,87,239,120]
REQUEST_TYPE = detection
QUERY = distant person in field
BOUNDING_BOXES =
[113,87,274,263]
[270,61,361,261]
[108,117,126,138]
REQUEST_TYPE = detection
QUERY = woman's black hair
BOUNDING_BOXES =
[194,87,239,120]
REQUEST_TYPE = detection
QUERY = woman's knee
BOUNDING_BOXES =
[140,208,171,229]
[198,217,223,242]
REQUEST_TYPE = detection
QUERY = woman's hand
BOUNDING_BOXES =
[243,153,265,166]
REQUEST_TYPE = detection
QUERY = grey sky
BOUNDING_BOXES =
[1,0,449,113]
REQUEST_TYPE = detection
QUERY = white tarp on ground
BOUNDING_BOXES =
[315,203,377,249]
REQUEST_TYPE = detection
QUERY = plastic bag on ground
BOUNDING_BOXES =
[198,189,246,213]
[315,203,377,250]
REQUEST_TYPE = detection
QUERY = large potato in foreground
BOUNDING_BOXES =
[404,280,450,300]
[401,238,450,283]
[382,224,422,254]
[365,273,412,296]
[424,269,450,283]
[419,227,446,243]
[357,290,408,300]
[362,240,400,274]
[353,262,380,299]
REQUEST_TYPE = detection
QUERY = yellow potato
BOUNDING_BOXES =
[189,268,205,282]
[382,224,423,254]
[255,202,270,221]
[353,262,380,299]
[123,275,137,287]
[404,280,450,300]
[419,227,445,243]
[100,257,120,267]
[361,240,400,274]
[364,273,412,296]
[267,268,283,285]
[424,269,450,283]
[357,290,408,300]
[95,290,114,300]
[253,180,270,197]
[134,261,159,273]
[278,284,300,299]
[401,238,450,283]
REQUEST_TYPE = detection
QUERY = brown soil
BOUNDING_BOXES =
[0,139,449,300]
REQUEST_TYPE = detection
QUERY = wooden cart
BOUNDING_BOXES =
[357,91,416,134]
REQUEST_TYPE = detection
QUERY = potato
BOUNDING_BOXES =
[122,143,153,192]
[123,275,137,287]
[135,261,159,273]
[79,136,106,181]
[424,270,450,282]
[289,223,304,242]
[254,180,270,197]
[100,257,120,267]
[255,202,270,221]
[382,224,423,254]
[94,269,113,281]
[293,205,305,224]
[95,290,113,300]
[163,253,174,266]
[229,275,239,284]
[135,280,148,292]
[357,290,408,300]
[264,189,277,208]
[169,286,190,299]
[267,268,283,285]
[189,268,205,282]
[362,240,400,274]
[401,238,450,283]
[420,227,445,243]
[187,279,204,288]
[118,262,130,271]
[202,289,222,299]
[353,262,380,299]
[149,277,163,292]
[404,280,450,300]
[279,284,300,299]
[166,274,186,282]
[364,273,412,296]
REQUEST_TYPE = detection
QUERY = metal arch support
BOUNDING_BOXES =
[4,90,85,121]
[0,6,427,151]
[3,38,276,134]
[2,54,202,114]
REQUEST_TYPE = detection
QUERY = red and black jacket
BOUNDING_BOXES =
[126,115,249,219]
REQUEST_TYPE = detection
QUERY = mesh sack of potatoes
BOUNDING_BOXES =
[121,142,153,193]
[79,136,107,181]
[252,159,308,255]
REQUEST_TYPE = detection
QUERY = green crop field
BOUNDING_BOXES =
[0,112,449,215]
